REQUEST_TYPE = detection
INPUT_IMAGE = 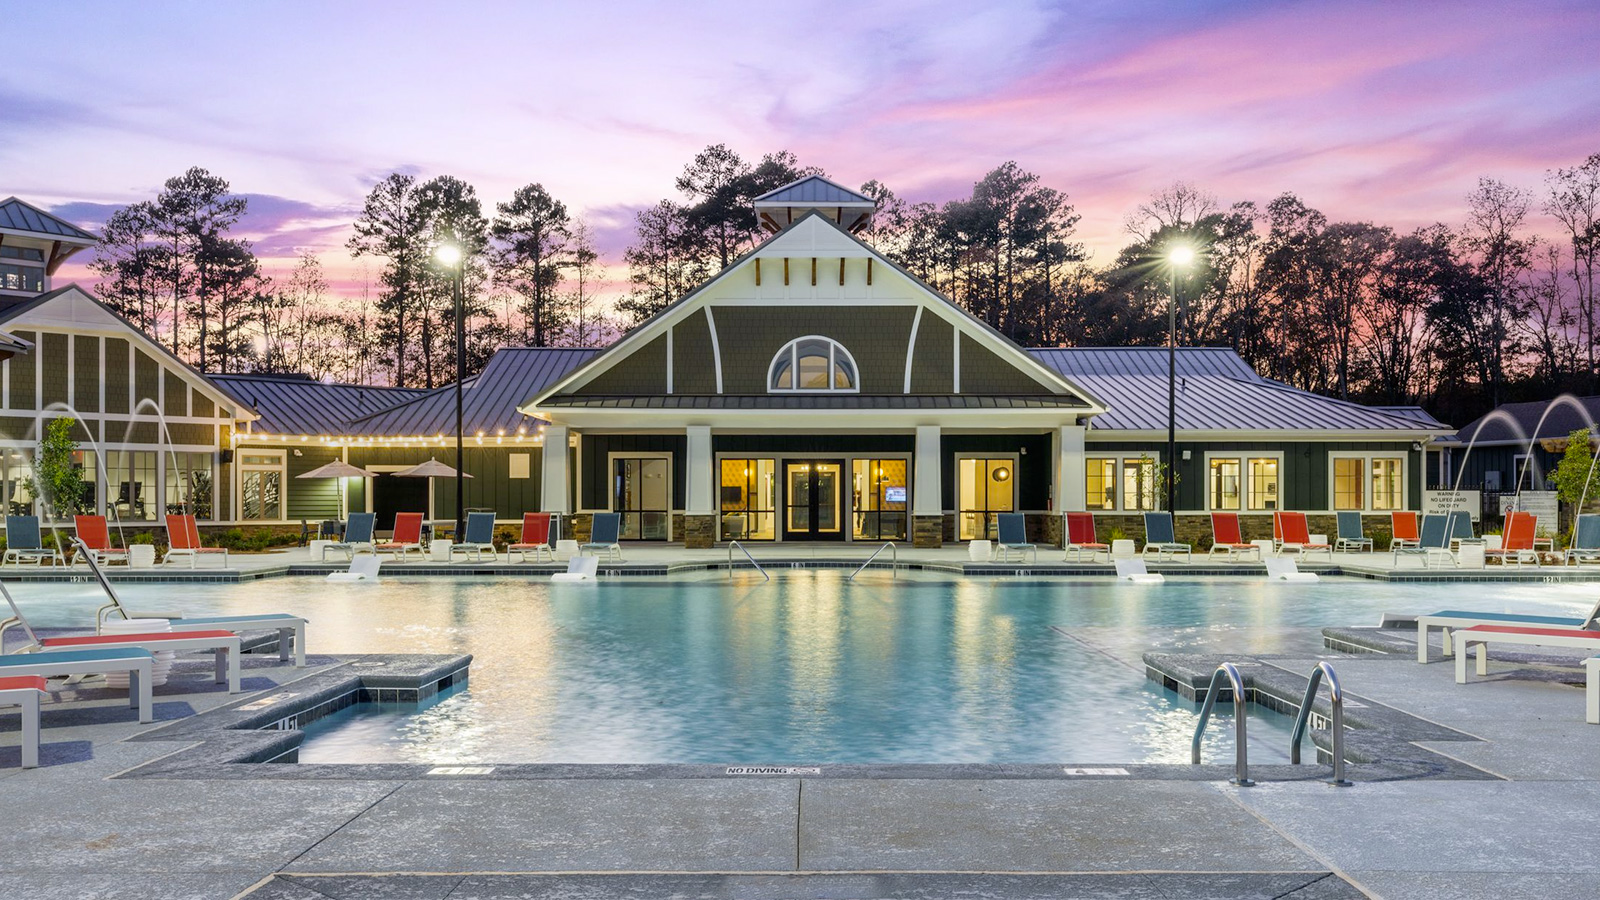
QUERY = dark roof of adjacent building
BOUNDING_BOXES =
[212,373,427,436]
[1444,395,1600,446]
[350,347,601,436]
[1028,347,1444,433]
[537,395,1087,410]
[752,175,875,207]
[1375,405,1452,430]
[0,197,98,242]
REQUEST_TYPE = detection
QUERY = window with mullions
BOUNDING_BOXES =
[1122,458,1158,511]
[853,459,907,540]
[1209,459,1242,510]
[238,452,283,521]
[0,263,43,293]
[613,457,670,540]
[1086,458,1116,510]
[109,450,160,522]
[768,336,858,391]
[719,458,776,540]
[1371,458,1404,510]
[1332,457,1365,511]
[166,452,214,520]
[1247,458,1279,510]
[957,457,1016,540]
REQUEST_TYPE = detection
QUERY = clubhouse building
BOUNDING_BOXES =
[0,183,1450,548]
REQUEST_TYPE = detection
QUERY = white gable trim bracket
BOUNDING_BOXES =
[705,306,723,395]
[902,306,922,394]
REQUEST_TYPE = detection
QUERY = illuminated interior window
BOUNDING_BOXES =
[768,337,858,392]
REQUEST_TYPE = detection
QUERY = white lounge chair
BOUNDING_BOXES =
[0,647,155,723]
[1454,625,1600,700]
[551,556,599,582]
[1413,598,1600,664]
[1115,558,1165,584]
[0,675,46,767]
[1264,557,1319,583]
[327,555,381,583]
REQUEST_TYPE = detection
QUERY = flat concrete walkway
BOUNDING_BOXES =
[2,625,1598,898]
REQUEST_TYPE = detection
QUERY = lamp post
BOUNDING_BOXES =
[1166,244,1195,515]
[435,242,466,541]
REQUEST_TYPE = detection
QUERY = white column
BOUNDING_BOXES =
[1056,423,1087,512]
[686,425,714,516]
[540,425,571,514]
[913,425,942,517]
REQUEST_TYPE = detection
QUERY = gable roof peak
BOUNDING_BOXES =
[0,197,99,243]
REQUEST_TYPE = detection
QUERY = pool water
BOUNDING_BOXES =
[18,572,1595,765]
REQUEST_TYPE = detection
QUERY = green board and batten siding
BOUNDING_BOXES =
[1090,440,1422,511]
[8,330,34,409]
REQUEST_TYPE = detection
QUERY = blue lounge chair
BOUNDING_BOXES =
[581,512,622,562]
[1334,512,1373,553]
[321,512,377,562]
[1142,512,1191,562]
[995,513,1037,563]
[0,647,155,723]
[1567,514,1600,567]
[1394,514,1452,568]
[450,511,498,562]
[1414,597,1600,663]
[1447,510,1476,549]
[3,516,62,567]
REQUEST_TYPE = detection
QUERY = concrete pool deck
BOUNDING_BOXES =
[5,543,1600,583]
[2,623,1599,898]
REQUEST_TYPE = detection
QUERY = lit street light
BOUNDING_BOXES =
[435,242,466,542]
[1166,243,1194,515]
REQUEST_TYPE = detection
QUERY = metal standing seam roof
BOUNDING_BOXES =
[349,347,601,436]
[1028,347,1441,432]
[536,395,1088,410]
[1445,395,1600,445]
[211,374,427,436]
[0,197,99,242]
[752,175,875,206]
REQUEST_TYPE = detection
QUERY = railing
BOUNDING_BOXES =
[727,541,769,581]
[1290,661,1352,787]
[1191,662,1254,786]
[848,542,897,580]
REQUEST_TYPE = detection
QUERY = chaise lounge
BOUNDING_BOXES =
[1063,512,1109,563]
[3,516,63,567]
[321,512,376,562]
[72,515,129,567]
[1141,512,1191,563]
[162,514,229,568]
[509,512,555,563]
[1414,597,1600,663]
[581,512,623,562]
[995,513,1037,563]
[450,511,499,563]
[375,512,424,562]
[1208,512,1260,561]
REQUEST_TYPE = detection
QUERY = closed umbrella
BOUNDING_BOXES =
[295,460,375,521]
[393,458,474,538]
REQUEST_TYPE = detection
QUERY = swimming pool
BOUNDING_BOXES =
[20,572,1595,765]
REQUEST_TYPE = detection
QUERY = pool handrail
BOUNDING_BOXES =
[848,541,897,580]
[1289,661,1351,786]
[1191,662,1254,786]
[727,541,769,581]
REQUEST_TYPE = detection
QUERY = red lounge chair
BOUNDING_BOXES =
[72,515,128,567]
[0,676,46,767]
[1274,511,1331,560]
[1208,512,1261,560]
[1390,511,1420,552]
[375,512,424,562]
[1486,510,1540,567]
[162,514,229,568]
[509,513,555,563]
[1063,513,1109,562]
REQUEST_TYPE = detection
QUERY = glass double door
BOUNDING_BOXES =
[784,460,844,541]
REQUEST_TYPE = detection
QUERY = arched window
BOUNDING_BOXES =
[768,336,858,392]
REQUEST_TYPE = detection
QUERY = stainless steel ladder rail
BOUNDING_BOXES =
[848,541,897,580]
[727,541,770,581]
[1191,662,1254,786]
[1290,661,1352,787]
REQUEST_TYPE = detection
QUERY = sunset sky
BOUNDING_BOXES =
[4,0,1598,302]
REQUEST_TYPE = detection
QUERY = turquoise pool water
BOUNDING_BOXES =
[18,572,1596,765]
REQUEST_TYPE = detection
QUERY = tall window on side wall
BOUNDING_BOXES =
[957,457,1016,540]
[1122,458,1158,511]
[720,458,776,540]
[1,451,35,516]
[106,451,159,522]
[239,451,285,521]
[853,459,908,540]
[1209,459,1242,510]
[167,452,214,520]
[768,337,858,392]
[1332,458,1366,511]
[613,457,670,540]
[1085,458,1116,510]
[1371,458,1404,510]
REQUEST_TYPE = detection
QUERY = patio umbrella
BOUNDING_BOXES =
[392,458,474,537]
[295,460,375,521]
